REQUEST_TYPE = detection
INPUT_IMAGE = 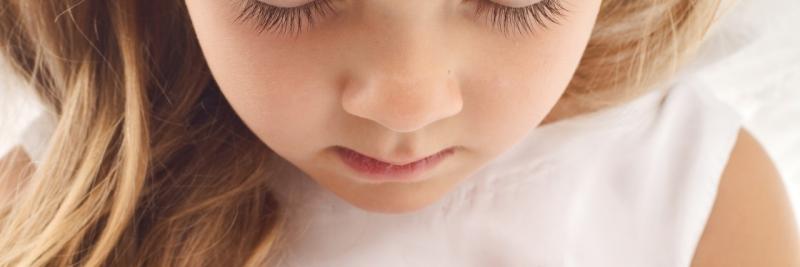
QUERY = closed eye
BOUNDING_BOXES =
[232,0,568,38]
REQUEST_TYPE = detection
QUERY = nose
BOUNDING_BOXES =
[342,71,463,133]
[340,21,463,133]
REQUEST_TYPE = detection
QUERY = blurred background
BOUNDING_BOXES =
[1,0,799,227]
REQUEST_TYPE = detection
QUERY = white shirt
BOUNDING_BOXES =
[20,77,742,267]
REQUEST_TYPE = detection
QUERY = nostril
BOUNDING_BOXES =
[343,90,463,133]
[340,73,463,133]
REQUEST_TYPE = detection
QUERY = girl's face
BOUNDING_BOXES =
[185,0,602,213]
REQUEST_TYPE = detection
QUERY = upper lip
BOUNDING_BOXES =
[337,146,455,166]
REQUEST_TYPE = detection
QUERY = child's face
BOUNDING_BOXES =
[185,0,601,213]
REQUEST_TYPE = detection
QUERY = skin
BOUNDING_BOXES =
[690,130,799,266]
[184,0,603,213]
[0,2,797,263]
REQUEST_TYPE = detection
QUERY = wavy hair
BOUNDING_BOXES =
[0,0,722,266]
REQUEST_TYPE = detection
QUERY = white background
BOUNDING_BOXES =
[1,0,799,227]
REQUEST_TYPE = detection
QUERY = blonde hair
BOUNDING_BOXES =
[548,0,724,121]
[0,0,721,266]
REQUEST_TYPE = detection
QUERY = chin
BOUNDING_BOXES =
[338,183,452,214]
[348,199,437,214]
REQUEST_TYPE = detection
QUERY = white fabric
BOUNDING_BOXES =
[685,0,800,220]
[18,110,57,165]
[19,77,743,267]
[269,77,742,267]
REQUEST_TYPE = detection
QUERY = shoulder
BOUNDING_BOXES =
[0,145,35,203]
[691,128,800,266]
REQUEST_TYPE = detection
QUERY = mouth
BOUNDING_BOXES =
[334,146,457,183]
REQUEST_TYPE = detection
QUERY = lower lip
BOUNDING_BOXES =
[335,147,456,183]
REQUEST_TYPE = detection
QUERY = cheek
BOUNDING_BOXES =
[186,0,340,157]
[459,65,567,156]
[214,68,335,162]
[459,26,596,155]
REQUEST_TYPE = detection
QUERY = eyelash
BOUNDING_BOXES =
[234,0,337,37]
[472,0,568,37]
[234,0,568,38]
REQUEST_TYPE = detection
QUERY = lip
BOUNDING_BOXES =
[334,146,456,183]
